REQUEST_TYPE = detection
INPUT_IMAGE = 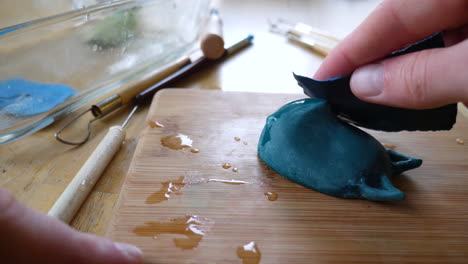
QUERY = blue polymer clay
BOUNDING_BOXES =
[258,99,422,202]
[0,78,76,116]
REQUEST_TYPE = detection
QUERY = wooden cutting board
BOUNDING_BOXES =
[107,89,468,264]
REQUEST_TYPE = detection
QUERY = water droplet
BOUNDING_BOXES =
[234,137,241,141]
[146,176,185,204]
[222,163,232,169]
[92,44,98,51]
[148,120,164,128]
[264,192,278,201]
[79,180,90,191]
[232,167,238,172]
[243,141,248,145]
[133,215,214,250]
[161,134,193,150]
[237,241,261,264]
[190,149,200,153]
[456,138,464,145]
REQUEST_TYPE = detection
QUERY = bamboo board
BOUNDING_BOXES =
[107,89,468,264]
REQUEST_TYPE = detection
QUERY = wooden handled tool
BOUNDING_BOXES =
[200,9,225,59]
[270,18,340,45]
[55,35,254,146]
[55,9,226,146]
[54,55,192,146]
[91,56,191,118]
[287,33,333,57]
[48,106,138,223]
[116,57,191,105]
[293,22,341,44]
[269,18,339,56]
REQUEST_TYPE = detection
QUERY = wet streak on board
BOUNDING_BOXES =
[133,215,214,250]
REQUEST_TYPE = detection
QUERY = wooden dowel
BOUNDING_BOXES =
[200,9,225,59]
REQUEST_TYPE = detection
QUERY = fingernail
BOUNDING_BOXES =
[115,242,143,263]
[351,63,384,97]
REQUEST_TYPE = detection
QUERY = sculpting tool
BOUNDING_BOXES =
[269,18,338,56]
[135,34,254,104]
[55,10,228,145]
[55,35,253,145]
[54,54,193,145]
[286,33,332,56]
[269,18,340,44]
[49,35,253,223]
[48,105,138,223]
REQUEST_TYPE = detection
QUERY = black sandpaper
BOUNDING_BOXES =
[294,32,457,132]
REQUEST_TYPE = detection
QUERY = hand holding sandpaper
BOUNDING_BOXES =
[295,32,458,132]
[259,1,468,204]
[259,11,464,202]
[314,0,468,109]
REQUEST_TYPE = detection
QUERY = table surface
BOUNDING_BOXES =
[1,0,466,238]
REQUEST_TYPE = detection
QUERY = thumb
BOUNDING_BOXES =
[0,187,143,264]
[350,40,468,109]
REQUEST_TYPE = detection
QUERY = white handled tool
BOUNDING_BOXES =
[269,18,339,56]
[48,105,138,223]
[287,33,333,57]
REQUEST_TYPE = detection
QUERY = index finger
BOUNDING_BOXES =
[314,0,468,80]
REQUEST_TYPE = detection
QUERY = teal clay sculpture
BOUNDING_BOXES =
[258,99,422,202]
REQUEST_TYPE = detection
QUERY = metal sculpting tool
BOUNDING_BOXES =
[54,54,193,145]
[48,106,138,223]
[55,8,231,146]
[55,35,253,146]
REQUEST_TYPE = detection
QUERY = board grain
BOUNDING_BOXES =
[107,89,468,264]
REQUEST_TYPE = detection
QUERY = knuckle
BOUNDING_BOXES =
[399,52,432,106]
